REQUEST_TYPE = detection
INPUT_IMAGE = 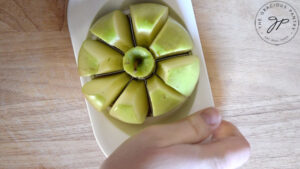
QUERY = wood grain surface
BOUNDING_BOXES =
[0,0,299,168]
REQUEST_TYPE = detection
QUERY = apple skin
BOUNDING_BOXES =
[149,17,193,58]
[82,73,130,112]
[123,46,155,79]
[90,10,133,53]
[157,55,200,96]
[147,75,186,117]
[130,3,168,47]
[78,40,123,76]
[110,80,148,124]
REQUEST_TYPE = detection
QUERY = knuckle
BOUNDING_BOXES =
[187,115,206,140]
[138,125,164,145]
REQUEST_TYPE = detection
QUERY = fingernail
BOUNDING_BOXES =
[201,108,221,126]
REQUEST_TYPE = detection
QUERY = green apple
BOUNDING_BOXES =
[78,40,123,76]
[149,17,193,58]
[110,80,148,124]
[147,75,186,117]
[123,46,155,79]
[130,3,168,47]
[157,55,200,96]
[90,10,133,53]
[82,73,130,112]
[78,3,201,124]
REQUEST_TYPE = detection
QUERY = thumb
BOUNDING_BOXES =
[140,107,222,147]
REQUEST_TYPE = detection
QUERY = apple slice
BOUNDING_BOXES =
[147,75,186,117]
[130,3,168,47]
[110,80,148,124]
[149,17,193,58]
[82,73,130,112]
[90,10,133,53]
[157,55,200,96]
[78,40,123,76]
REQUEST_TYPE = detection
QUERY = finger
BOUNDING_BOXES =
[212,121,243,141]
[140,107,222,147]
[198,121,250,169]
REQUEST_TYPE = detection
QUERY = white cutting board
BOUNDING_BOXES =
[67,0,214,157]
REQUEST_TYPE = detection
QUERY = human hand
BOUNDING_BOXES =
[101,108,250,169]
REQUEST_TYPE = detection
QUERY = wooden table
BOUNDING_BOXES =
[0,0,299,168]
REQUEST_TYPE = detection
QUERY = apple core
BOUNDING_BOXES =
[123,46,155,79]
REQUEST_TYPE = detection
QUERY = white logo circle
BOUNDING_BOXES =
[255,1,299,45]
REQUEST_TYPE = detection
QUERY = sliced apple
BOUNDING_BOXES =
[82,73,130,112]
[157,55,200,96]
[147,75,186,117]
[110,80,148,124]
[149,17,193,58]
[90,10,133,53]
[130,3,168,47]
[78,40,123,76]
